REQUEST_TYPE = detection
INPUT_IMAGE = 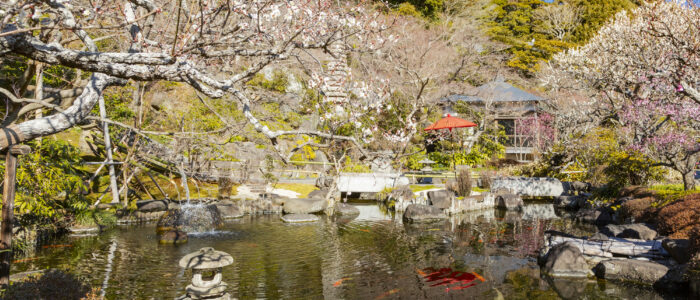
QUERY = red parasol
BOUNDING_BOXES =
[424,114,477,132]
[423,114,478,173]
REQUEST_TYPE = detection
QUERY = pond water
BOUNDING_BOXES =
[12,203,686,299]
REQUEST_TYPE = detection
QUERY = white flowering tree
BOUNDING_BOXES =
[542,1,699,190]
[0,0,389,157]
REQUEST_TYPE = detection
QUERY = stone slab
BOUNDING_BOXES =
[337,172,410,193]
[281,214,320,223]
[492,177,565,197]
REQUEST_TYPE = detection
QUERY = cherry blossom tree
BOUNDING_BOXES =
[0,0,389,157]
[541,1,699,190]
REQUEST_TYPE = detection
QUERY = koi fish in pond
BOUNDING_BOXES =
[42,244,72,248]
[375,288,399,299]
[13,257,40,263]
[333,277,351,287]
[419,267,485,292]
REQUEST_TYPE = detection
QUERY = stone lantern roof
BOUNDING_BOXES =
[179,247,233,269]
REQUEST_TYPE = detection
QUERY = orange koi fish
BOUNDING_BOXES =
[416,268,428,277]
[358,229,370,233]
[333,277,351,287]
[13,257,39,263]
[472,272,486,282]
[375,288,399,299]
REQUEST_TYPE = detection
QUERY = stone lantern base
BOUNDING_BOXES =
[177,284,230,300]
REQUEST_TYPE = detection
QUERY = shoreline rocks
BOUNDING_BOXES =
[159,230,188,244]
[541,242,590,278]
[283,198,327,214]
[600,223,658,240]
[427,190,454,209]
[403,204,447,223]
[334,203,360,216]
[495,194,523,211]
[593,259,687,288]
[281,214,319,223]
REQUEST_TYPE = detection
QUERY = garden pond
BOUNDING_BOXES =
[11,203,688,299]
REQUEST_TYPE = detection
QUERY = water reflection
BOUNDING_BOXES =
[10,204,685,299]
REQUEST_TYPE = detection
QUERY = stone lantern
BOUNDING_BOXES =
[178,247,233,300]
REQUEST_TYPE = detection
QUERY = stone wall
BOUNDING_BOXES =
[492,177,565,197]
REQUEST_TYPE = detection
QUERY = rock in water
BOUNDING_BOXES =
[281,214,319,223]
[334,203,360,216]
[159,230,188,244]
[214,201,244,219]
[307,189,326,199]
[403,204,447,223]
[554,196,583,210]
[283,198,327,214]
[593,260,687,287]
[157,209,183,234]
[541,242,590,278]
[136,200,169,212]
[427,190,454,209]
[662,239,692,264]
[495,194,523,211]
[600,223,658,240]
[156,204,224,234]
[575,208,613,225]
[180,204,224,233]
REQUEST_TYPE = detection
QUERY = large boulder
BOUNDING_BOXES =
[214,201,244,219]
[403,204,447,223]
[593,259,687,287]
[569,181,591,194]
[156,209,183,234]
[315,175,334,189]
[600,223,658,240]
[281,213,319,223]
[427,190,454,209]
[334,203,360,216]
[491,177,565,197]
[541,242,590,278]
[388,185,415,212]
[136,200,168,212]
[662,239,692,264]
[495,194,523,211]
[308,189,327,199]
[575,208,613,225]
[554,196,583,210]
[283,198,327,214]
[159,230,188,244]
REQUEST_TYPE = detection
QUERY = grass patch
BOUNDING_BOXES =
[272,183,318,198]
[74,209,117,228]
[650,184,700,206]
[472,187,489,193]
[409,185,438,193]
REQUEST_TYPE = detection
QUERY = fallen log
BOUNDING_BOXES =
[545,235,669,259]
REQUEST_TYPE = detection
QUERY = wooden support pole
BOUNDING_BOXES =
[0,145,31,287]
[134,174,155,200]
[98,96,120,204]
[146,171,168,199]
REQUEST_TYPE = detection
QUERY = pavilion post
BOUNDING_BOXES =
[0,144,31,287]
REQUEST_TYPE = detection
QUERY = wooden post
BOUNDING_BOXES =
[0,145,31,287]
[98,96,120,204]
[146,171,168,199]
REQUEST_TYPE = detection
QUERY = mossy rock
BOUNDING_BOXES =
[159,230,188,244]
[156,209,182,234]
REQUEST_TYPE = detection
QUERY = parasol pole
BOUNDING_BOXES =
[450,128,456,174]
